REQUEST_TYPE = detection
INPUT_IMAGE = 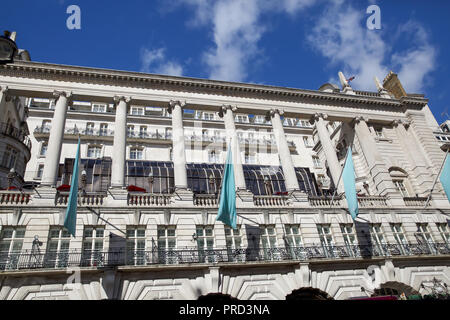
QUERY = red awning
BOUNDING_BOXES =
[57,184,71,191]
[127,185,147,192]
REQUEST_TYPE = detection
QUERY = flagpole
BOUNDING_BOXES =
[423,148,449,209]
[329,146,350,208]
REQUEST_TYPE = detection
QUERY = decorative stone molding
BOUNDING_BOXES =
[0,85,10,102]
[310,112,328,125]
[392,119,411,129]
[265,108,284,121]
[113,95,132,105]
[353,116,368,124]
[218,104,237,118]
[167,100,186,114]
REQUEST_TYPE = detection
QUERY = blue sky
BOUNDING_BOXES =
[1,0,449,123]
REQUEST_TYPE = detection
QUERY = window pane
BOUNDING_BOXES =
[137,229,145,237]
[96,229,104,238]
[84,228,93,238]
[15,229,26,238]
[205,228,213,237]
[167,229,175,237]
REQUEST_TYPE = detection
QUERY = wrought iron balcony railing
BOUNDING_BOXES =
[0,122,31,150]
[1,243,448,271]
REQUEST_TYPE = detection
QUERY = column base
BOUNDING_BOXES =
[173,188,194,202]
[236,189,254,207]
[288,190,309,207]
[32,186,57,205]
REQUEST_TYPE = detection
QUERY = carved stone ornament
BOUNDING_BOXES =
[265,108,284,121]
[167,100,186,114]
[218,104,238,118]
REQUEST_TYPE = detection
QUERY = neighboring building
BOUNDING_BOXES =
[0,37,449,300]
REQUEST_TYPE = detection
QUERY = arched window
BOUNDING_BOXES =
[389,167,414,197]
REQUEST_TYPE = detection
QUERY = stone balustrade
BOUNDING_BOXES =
[0,190,32,205]
[254,195,290,207]
[358,196,388,208]
[55,191,106,206]
[308,196,342,207]
[194,194,219,206]
[127,193,172,206]
[403,197,430,207]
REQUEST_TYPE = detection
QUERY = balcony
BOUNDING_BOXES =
[254,195,290,207]
[34,126,115,140]
[127,193,172,206]
[357,196,388,208]
[55,191,106,206]
[1,242,448,271]
[0,122,32,150]
[308,196,342,207]
[194,194,218,207]
[403,197,429,207]
[0,190,33,205]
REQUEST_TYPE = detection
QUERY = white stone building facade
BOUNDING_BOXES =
[0,58,449,300]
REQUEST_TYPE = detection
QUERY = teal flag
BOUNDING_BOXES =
[342,147,359,220]
[64,138,80,237]
[440,153,450,202]
[216,146,237,229]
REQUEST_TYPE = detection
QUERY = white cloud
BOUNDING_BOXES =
[306,2,436,92]
[140,48,183,77]
[178,0,317,82]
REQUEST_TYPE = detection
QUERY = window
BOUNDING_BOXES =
[196,226,215,262]
[393,180,409,197]
[390,223,409,255]
[99,123,108,136]
[254,115,266,124]
[208,150,219,163]
[202,112,215,121]
[126,226,146,265]
[303,136,312,147]
[298,120,311,128]
[36,164,44,179]
[245,152,256,164]
[283,225,303,259]
[82,227,105,266]
[1,146,18,169]
[317,225,334,258]
[87,145,102,158]
[225,226,242,249]
[139,126,147,138]
[260,225,277,260]
[0,227,25,270]
[130,107,144,115]
[92,103,106,113]
[130,148,143,160]
[374,127,383,138]
[415,223,435,253]
[85,122,94,135]
[283,118,295,127]
[157,226,176,264]
[436,223,450,244]
[312,156,321,168]
[45,227,71,268]
[235,114,249,123]
[370,224,387,255]
[40,143,48,156]
[127,125,135,138]
[340,224,357,256]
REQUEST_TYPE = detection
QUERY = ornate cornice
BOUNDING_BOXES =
[0,61,429,110]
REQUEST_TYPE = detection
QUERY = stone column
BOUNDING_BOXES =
[110,96,131,189]
[219,105,246,190]
[40,91,72,187]
[310,113,344,193]
[0,86,9,119]
[353,116,404,205]
[268,109,299,191]
[168,100,192,201]
[392,119,433,195]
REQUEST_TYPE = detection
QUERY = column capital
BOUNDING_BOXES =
[218,104,237,118]
[310,112,328,124]
[266,108,284,121]
[167,100,186,114]
[53,90,73,100]
[353,116,368,124]
[392,119,410,128]
[113,95,132,105]
[0,85,12,102]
